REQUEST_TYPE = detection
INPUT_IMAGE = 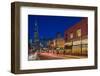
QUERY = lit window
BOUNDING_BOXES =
[77,29,81,37]
[70,33,73,39]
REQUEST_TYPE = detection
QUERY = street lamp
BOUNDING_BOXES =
[77,29,82,56]
[70,33,73,55]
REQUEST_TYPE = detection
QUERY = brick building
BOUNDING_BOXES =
[64,18,88,56]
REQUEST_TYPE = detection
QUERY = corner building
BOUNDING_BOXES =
[64,18,88,56]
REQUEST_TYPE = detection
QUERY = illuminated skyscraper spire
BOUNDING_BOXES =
[34,19,39,43]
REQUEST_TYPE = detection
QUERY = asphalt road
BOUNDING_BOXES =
[38,52,87,60]
[29,52,87,60]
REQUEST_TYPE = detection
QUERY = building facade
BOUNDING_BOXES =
[64,18,88,56]
[54,32,65,49]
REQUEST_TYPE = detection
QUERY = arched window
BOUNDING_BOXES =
[77,29,81,37]
[70,33,73,39]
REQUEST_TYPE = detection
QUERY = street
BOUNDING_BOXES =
[38,52,87,60]
[29,51,87,60]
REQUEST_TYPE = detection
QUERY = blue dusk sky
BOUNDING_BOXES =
[28,15,84,40]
